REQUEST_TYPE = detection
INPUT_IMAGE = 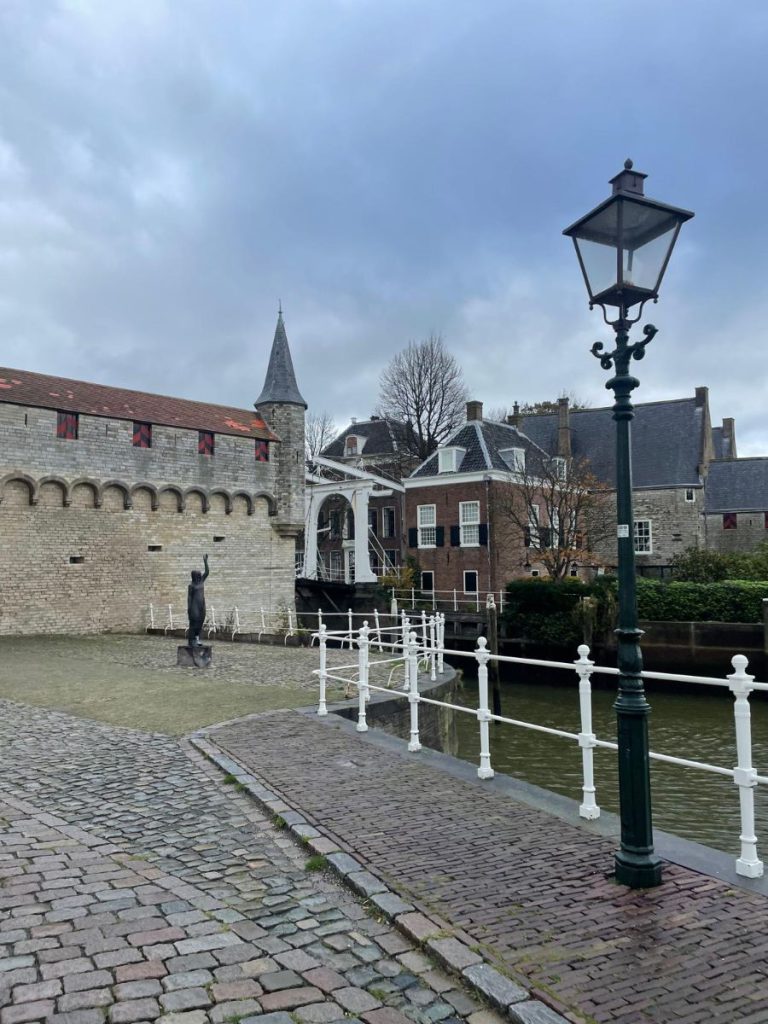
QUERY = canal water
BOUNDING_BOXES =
[444,665,768,855]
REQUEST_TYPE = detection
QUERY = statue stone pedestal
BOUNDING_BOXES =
[177,645,213,669]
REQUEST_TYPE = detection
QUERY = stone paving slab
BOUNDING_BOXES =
[209,709,768,1024]
[0,699,512,1024]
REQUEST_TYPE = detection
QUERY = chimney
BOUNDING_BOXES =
[506,401,522,428]
[350,417,357,425]
[722,417,737,458]
[695,386,709,408]
[557,396,571,458]
[466,400,483,422]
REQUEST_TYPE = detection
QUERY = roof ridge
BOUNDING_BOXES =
[473,421,492,469]
[0,365,259,418]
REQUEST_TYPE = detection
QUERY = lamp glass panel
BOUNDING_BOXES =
[621,223,677,292]
[575,237,618,298]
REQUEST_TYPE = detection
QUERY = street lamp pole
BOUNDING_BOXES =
[564,161,693,889]
[594,317,660,887]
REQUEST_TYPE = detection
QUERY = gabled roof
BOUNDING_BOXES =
[519,397,705,488]
[0,367,276,441]
[323,417,412,459]
[255,310,307,408]
[705,458,768,513]
[409,419,546,478]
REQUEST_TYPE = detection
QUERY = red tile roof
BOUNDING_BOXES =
[0,367,277,441]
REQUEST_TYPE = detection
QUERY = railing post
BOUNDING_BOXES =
[421,609,428,652]
[475,637,494,779]
[411,586,415,608]
[575,644,600,820]
[428,615,437,682]
[147,603,155,632]
[374,609,383,651]
[356,621,370,731]
[437,613,444,675]
[318,624,328,716]
[347,608,353,649]
[261,607,266,632]
[728,654,763,878]
[432,588,436,611]
[407,631,421,751]
[402,613,410,691]
[232,606,240,639]
[476,590,480,613]
[453,588,457,612]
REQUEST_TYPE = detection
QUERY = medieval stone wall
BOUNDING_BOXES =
[705,511,768,553]
[591,487,704,570]
[0,478,294,635]
[0,403,301,635]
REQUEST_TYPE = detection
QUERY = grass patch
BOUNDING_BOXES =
[304,855,328,872]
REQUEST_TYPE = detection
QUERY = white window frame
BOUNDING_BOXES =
[345,435,362,457]
[634,519,652,554]
[459,500,481,547]
[438,448,459,473]
[330,550,342,580]
[552,456,567,480]
[685,488,695,503]
[417,504,437,548]
[421,571,434,593]
[463,570,478,594]
[382,506,396,538]
[500,447,525,474]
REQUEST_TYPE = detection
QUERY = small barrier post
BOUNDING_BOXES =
[317,624,328,716]
[428,615,437,682]
[401,612,410,691]
[407,630,421,751]
[728,655,763,877]
[356,621,370,732]
[575,645,600,820]
[475,637,494,779]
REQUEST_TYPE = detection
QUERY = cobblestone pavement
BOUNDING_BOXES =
[212,710,768,1024]
[0,700,502,1024]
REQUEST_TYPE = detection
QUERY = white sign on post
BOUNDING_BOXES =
[617,524,630,538]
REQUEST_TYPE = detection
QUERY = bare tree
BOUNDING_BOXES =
[377,335,468,461]
[305,410,338,461]
[493,450,614,580]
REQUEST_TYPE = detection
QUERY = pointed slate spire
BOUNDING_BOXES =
[255,308,307,409]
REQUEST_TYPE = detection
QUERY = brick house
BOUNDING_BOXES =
[403,401,555,598]
[0,311,305,634]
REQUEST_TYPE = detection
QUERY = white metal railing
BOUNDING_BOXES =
[313,622,767,880]
[150,603,297,641]
[391,586,505,614]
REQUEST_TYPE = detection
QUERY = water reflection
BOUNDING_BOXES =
[445,669,768,854]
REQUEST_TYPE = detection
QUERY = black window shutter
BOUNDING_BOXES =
[479,523,488,546]
[408,527,418,548]
[450,525,460,547]
[435,526,445,547]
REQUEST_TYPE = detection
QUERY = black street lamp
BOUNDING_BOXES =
[564,161,693,889]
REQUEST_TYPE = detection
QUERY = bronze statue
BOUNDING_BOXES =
[187,554,209,645]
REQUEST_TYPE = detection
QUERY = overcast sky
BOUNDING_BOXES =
[1,1,767,452]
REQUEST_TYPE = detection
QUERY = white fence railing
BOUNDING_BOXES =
[391,587,505,614]
[147,602,299,643]
[313,619,767,880]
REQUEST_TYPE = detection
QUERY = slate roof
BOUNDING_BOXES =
[705,459,768,513]
[410,420,547,478]
[254,311,307,408]
[712,426,726,460]
[518,397,705,488]
[323,417,412,459]
[0,367,276,440]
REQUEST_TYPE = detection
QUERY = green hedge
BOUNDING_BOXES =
[503,578,616,647]
[503,576,768,646]
[636,578,768,623]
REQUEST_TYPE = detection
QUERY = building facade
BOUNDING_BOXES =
[0,312,305,635]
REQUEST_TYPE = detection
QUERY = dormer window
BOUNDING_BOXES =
[438,447,464,473]
[345,435,363,457]
[500,447,525,473]
[552,456,567,481]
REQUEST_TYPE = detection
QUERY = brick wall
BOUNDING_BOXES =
[405,481,527,594]
[0,402,303,634]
